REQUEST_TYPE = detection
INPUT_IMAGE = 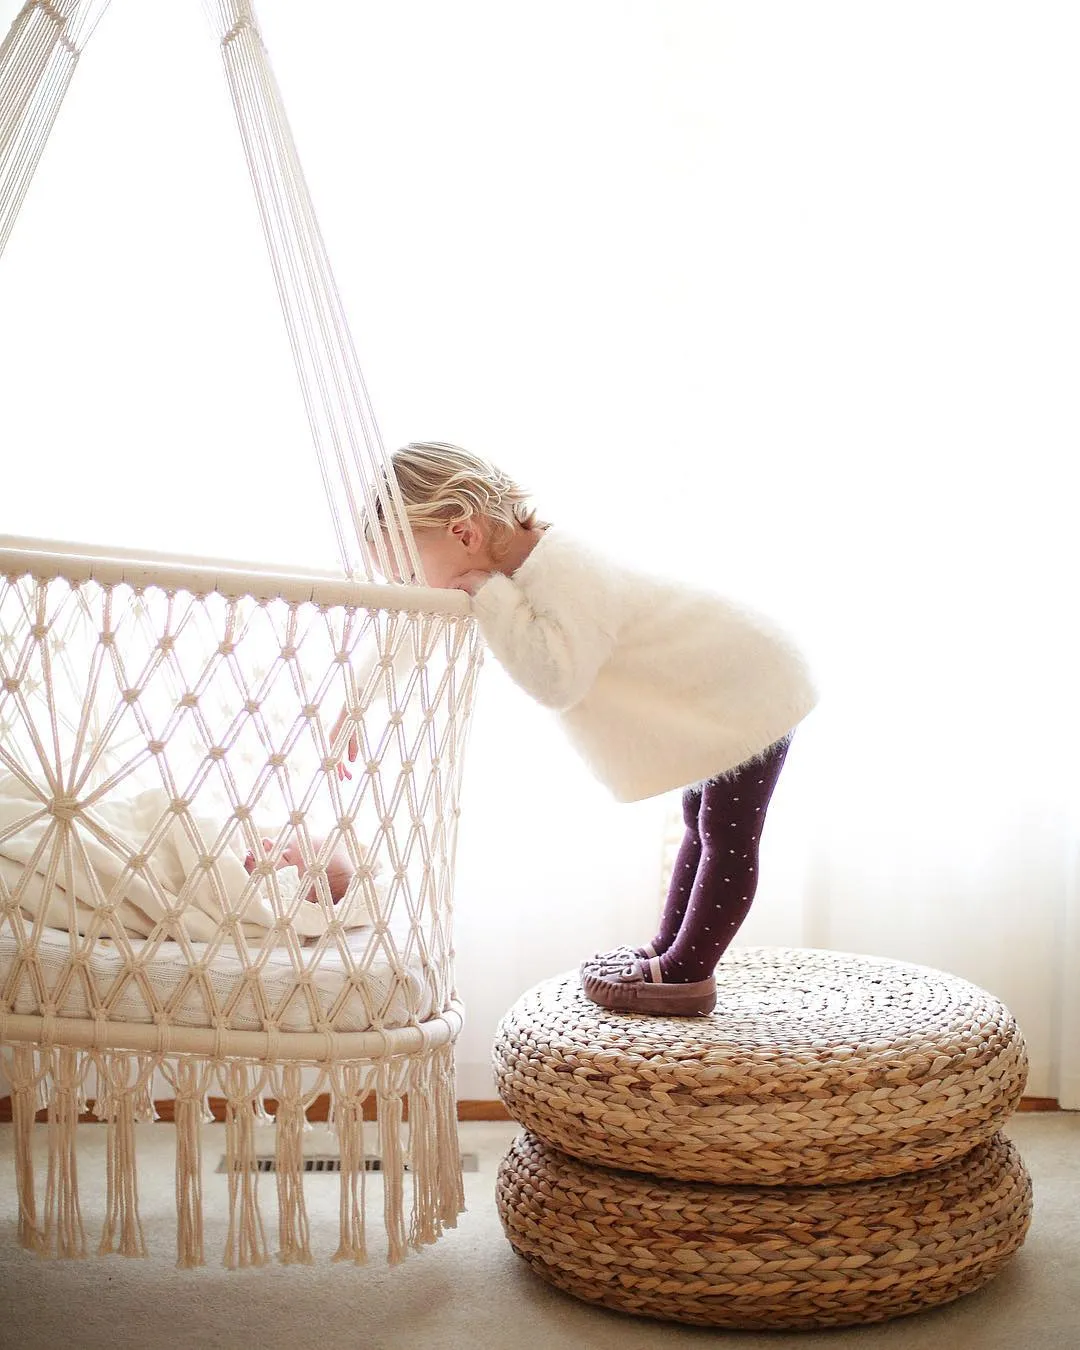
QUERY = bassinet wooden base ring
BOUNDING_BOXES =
[496,1129,1033,1330]
[0,1001,464,1062]
[493,947,1028,1186]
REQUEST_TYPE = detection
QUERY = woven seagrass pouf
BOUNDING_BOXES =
[496,1129,1033,1330]
[493,947,1028,1185]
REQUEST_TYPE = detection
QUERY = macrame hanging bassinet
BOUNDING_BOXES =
[0,0,483,1267]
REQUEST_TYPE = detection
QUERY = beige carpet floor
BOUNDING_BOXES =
[1,1113,1077,1350]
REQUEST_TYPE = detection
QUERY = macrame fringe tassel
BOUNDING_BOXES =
[94,1054,148,1258]
[223,1063,269,1269]
[7,1045,45,1254]
[406,1054,435,1250]
[42,1046,87,1258]
[407,1051,461,1250]
[273,1065,312,1265]
[378,1060,407,1266]
[330,1064,369,1265]
[170,1058,214,1269]
[1,1043,463,1267]
[433,1041,465,1229]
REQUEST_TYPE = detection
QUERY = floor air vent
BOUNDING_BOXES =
[217,1153,479,1174]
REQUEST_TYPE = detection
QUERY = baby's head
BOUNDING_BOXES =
[364,442,544,587]
[244,834,355,903]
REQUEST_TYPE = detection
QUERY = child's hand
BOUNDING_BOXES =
[329,702,359,781]
[453,569,493,596]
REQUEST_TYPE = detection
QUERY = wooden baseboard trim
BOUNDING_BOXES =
[0,1095,1061,1125]
[0,1094,514,1125]
[456,1100,513,1122]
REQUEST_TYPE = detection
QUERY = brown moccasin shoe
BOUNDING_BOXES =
[580,958,716,1017]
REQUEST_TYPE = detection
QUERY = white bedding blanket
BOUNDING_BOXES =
[0,918,432,1032]
[0,774,376,944]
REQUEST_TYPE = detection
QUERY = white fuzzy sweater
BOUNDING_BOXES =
[470,530,818,803]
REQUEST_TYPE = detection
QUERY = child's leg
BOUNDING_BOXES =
[580,786,702,970]
[649,785,704,954]
[647,736,791,984]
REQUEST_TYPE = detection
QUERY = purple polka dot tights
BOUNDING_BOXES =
[647,735,792,983]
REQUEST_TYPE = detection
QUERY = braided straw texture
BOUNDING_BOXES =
[493,948,1028,1186]
[496,1129,1032,1330]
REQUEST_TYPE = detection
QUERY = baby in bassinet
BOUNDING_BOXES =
[242,833,355,902]
[0,774,375,943]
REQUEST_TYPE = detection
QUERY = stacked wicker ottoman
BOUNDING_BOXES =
[492,947,1032,1330]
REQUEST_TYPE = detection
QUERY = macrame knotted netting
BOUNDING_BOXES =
[0,0,484,1268]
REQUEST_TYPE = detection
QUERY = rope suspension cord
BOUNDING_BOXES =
[0,2,111,259]
[0,0,424,587]
[205,0,424,585]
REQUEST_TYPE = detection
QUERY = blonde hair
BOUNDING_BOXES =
[369,442,545,559]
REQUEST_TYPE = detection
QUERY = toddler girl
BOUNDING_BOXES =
[344,442,817,1016]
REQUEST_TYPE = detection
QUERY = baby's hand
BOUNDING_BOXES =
[243,838,277,874]
[329,702,359,781]
[453,569,493,596]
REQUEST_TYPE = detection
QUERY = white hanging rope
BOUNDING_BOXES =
[0,0,422,585]
[203,0,424,584]
[0,1,111,258]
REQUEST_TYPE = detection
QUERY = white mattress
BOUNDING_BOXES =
[0,913,436,1034]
